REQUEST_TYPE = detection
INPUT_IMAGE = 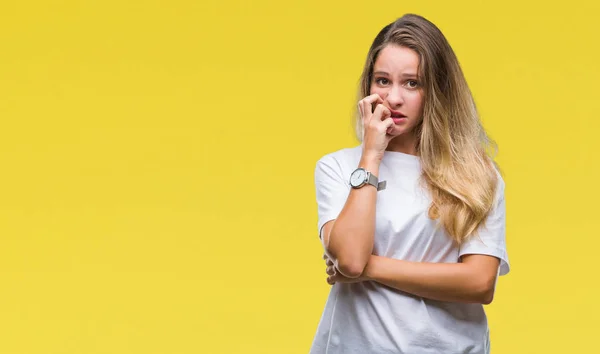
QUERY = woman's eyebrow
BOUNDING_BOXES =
[373,71,390,76]
[373,71,418,78]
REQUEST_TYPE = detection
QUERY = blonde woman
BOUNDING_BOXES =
[311,14,509,354]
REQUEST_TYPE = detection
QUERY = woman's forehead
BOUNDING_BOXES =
[373,45,420,75]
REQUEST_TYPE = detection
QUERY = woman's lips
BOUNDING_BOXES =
[383,109,406,124]
[390,111,407,124]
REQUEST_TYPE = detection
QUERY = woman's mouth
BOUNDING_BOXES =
[390,110,407,124]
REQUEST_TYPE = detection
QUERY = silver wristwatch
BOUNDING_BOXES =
[349,168,386,191]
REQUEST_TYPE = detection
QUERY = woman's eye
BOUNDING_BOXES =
[406,80,419,88]
[375,78,390,85]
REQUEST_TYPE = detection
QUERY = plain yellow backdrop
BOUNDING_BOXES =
[1,0,599,353]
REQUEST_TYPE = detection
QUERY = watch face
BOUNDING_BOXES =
[350,168,366,187]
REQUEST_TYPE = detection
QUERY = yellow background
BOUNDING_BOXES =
[1,0,598,353]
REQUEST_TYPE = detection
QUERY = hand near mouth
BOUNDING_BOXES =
[357,94,403,162]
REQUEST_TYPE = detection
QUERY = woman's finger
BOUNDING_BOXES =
[359,94,383,111]
[371,104,391,123]
[359,94,383,122]
[367,105,392,138]
[382,117,394,128]
[382,117,400,137]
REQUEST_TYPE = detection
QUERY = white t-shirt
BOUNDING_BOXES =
[310,144,509,354]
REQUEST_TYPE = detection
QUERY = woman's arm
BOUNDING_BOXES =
[327,253,500,304]
[364,254,500,303]
[322,95,396,278]
[323,155,380,278]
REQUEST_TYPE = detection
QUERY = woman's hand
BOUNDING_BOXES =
[323,253,366,285]
[358,94,397,162]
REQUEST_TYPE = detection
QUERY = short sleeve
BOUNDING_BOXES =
[314,155,350,239]
[459,174,510,276]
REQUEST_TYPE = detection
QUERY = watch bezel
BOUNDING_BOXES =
[350,168,368,188]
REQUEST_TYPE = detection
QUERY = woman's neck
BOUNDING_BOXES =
[386,134,418,156]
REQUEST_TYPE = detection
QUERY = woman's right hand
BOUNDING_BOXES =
[358,94,395,163]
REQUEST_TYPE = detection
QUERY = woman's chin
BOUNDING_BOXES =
[387,124,418,140]
[387,127,407,137]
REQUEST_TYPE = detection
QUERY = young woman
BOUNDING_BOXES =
[311,14,509,354]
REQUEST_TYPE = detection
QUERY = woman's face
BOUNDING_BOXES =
[369,44,424,138]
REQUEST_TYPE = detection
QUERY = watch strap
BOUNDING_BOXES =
[367,172,386,191]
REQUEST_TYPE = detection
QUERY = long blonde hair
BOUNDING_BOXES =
[355,14,500,244]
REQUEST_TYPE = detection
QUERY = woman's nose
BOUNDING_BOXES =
[385,86,404,107]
